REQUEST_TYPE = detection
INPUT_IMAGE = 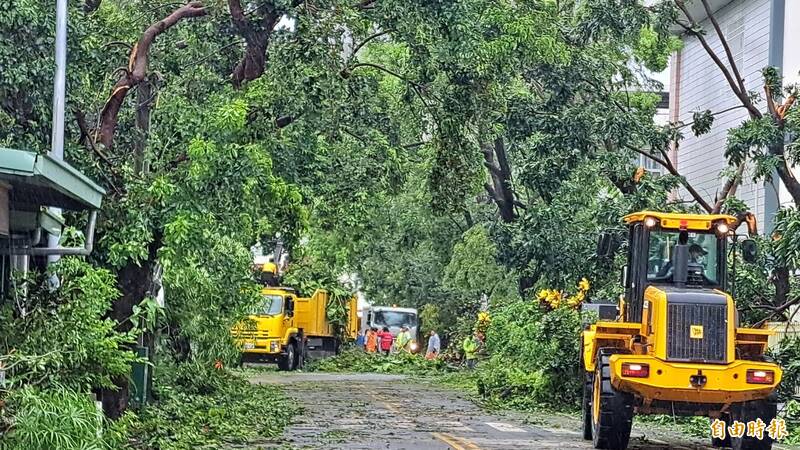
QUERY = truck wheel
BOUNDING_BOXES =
[711,413,731,448]
[592,351,634,450]
[730,400,776,450]
[582,371,593,440]
[278,343,296,371]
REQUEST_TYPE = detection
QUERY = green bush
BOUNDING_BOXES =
[127,364,300,449]
[477,298,583,409]
[0,258,136,391]
[307,349,451,375]
[781,400,800,445]
[1,386,113,450]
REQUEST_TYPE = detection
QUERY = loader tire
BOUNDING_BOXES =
[711,413,731,448]
[582,371,593,440]
[730,400,776,450]
[591,350,634,450]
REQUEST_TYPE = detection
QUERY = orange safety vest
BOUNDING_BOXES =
[365,332,378,352]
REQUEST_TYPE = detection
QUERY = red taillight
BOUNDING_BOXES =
[679,219,688,230]
[746,369,774,384]
[621,363,649,378]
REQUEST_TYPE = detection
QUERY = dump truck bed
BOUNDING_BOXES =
[294,289,334,338]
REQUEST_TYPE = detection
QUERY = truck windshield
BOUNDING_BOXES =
[647,230,720,286]
[253,294,283,316]
[373,311,417,328]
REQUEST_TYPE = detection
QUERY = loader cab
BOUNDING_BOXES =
[620,212,735,323]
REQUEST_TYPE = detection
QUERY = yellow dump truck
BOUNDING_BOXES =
[583,211,781,450]
[233,266,358,370]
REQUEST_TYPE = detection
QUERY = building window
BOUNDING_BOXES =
[640,153,663,177]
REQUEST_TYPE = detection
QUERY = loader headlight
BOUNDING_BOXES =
[270,341,279,352]
[715,221,730,237]
[410,342,419,352]
[644,216,658,229]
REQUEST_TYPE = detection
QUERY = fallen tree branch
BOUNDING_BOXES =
[753,295,800,328]
[98,1,207,149]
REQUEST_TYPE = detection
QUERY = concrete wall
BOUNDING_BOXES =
[676,0,772,225]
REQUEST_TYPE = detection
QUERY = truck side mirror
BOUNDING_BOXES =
[285,297,295,317]
[741,239,758,263]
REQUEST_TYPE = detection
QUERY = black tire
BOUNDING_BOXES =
[591,350,634,450]
[730,400,776,450]
[582,371,593,440]
[278,342,296,371]
[711,413,732,448]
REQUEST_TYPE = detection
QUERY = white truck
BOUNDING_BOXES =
[361,305,420,351]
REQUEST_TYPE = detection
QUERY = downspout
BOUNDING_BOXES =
[0,211,97,256]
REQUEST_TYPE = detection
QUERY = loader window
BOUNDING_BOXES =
[254,294,284,316]
[647,231,720,286]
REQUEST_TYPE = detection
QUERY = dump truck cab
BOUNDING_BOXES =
[235,285,304,370]
[582,211,782,450]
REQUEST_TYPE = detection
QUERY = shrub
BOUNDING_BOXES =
[477,298,584,408]
[127,364,300,449]
[0,258,136,391]
[2,386,109,450]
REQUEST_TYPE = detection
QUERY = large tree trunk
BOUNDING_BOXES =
[101,233,161,419]
[482,138,517,223]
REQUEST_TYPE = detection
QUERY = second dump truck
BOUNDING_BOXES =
[582,211,782,450]
[233,263,358,370]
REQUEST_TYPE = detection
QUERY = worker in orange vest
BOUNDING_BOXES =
[365,327,379,353]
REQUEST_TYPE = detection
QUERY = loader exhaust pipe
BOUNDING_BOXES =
[673,244,689,287]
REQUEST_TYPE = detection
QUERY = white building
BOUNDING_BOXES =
[667,0,794,232]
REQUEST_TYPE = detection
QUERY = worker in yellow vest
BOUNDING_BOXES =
[395,326,412,352]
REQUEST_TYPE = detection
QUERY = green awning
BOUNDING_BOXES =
[0,148,105,211]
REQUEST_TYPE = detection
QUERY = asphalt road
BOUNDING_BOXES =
[242,371,751,450]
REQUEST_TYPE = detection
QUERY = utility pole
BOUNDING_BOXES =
[48,0,68,267]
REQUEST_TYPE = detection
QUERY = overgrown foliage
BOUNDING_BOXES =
[0,258,136,391]
[308,349,451,376]
[1,386,128,450]
[126,364,300,449]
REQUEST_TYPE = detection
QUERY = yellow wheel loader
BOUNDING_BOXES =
[582,211,782,450]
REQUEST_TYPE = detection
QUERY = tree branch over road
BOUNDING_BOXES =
[98,1,207,149]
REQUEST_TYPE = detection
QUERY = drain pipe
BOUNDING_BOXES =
[0,211,97,256]
[30,211,97,256]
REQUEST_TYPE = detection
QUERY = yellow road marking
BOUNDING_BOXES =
[432,432,467,450]
[432,432,482,450]
[368,392,401,414]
